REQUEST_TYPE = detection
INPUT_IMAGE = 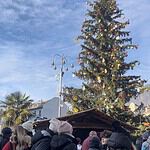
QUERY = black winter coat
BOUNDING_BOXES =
[31,129,54,150]
[50,133,77,150]
[107,132,131,150]
[135,136,143,150]
[89,137,101,150]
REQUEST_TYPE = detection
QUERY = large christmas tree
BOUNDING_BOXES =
[64,0,146,122]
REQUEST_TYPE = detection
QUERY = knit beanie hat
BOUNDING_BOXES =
[2,127,12,136]
[89,131,97,137]
[49,118,61,133]
[21,121,33,132]
[58,121,73,134]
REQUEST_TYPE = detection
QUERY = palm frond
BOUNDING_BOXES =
[1,91,34,126]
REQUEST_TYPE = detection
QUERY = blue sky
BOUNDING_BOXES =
[0,0,149,101]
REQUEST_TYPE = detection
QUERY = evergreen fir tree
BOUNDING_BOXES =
[64,0,146,122]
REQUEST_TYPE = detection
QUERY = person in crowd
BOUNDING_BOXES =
[76,137,82,150]
[107,121,132,150]
[141,136,150,150]
[50,121,77,150]
[100,130,111,150]
[2,125,31,150]
[89,136,101,150]
[111,121,130,138]
[142,129,150,143]
[135,136,143,150]
[82,131,98,150]
[31,118,60,150]
[21,121,33,137]
[0,127,12,150]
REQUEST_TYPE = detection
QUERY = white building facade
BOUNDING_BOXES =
[29,97,68,120]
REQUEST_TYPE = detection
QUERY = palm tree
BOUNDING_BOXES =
[0,91,33,126]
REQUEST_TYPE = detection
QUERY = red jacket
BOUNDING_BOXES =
[82,136,93,150]
[2,142,16,150]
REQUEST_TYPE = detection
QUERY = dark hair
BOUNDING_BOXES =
[76,137,81,144]
[112,121,121,129]
[101,130,111,138]
[2,127,12,136]
[111,121,129,137]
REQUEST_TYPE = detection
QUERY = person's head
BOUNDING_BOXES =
[89,131,97,137]
[89,136,101,149]
[112,121,121,130]
[58,121,73,135]
[76,137,81,144]
[111,120,129,135]
[2,127,12,138]
[142,131,150,142]
[100,130,111,145]
[21,120,33,135]
[49,118,61,133]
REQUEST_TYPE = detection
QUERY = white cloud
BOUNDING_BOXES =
[0,42,52,83]
[0,0,86,100]
[0,0,85,26]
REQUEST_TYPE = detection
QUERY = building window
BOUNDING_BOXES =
[33,111,36,116]
[39,110,41,117]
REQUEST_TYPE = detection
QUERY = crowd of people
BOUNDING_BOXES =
[136,129,150,150]
[0,119,149,150]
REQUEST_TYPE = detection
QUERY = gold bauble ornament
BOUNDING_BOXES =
[73,96,78,101]
[117,63,121,69]
[73,107,79,113]
[97,76,101,83]
[111,53,115,57]
[129,102,136,112]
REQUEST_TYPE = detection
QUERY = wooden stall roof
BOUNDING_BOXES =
[33,108,137,131]
[58,108,137,131]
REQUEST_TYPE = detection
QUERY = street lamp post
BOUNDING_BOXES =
[51,54,74,117]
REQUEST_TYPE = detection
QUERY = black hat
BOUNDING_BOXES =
[112,121,121,128]
[2,127,12,135]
